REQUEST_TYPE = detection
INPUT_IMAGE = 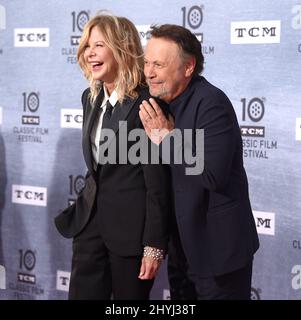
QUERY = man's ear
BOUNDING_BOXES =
[185,56,196,77]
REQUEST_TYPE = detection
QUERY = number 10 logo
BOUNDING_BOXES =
[181,6,203,29]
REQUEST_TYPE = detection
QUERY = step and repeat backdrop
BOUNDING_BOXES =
[0,0,300,300]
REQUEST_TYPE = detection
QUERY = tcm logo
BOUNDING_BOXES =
[61,109,83,129]
[18,249,36,284]
[0,265,6,289]
[231,20,281,44]
[136,25,151,47]
[182,5,203,43]
[12,185,47,206]
[22,92,40,125]
[253,210,275,235]
[291,265,301,290]
[0,5,5,30]
[14,28,49,47]
[163,289,171,300]
[56,270,70,292]
[70,11,89,46]
[17,273,36,284]
[240,97,265,137]
[241,126,264,137]
[296,118,301,141]
[292,5,301,29]
[0,107,2,125]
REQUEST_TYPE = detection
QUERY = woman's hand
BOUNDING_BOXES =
[138,255,162,280]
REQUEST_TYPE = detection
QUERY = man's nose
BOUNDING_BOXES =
[144,64,155,78]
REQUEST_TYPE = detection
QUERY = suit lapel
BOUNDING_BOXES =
[82,89,104,173]
[84,89,104,137]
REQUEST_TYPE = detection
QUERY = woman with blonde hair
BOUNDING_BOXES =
[55,13,170,300]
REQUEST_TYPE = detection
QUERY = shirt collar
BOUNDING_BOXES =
[101,86,118,108]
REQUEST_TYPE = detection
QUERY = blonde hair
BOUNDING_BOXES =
[77,13,145,103]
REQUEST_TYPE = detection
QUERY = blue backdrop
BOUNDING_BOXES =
[0,0,300,300]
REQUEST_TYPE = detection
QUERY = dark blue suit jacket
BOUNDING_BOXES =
[163,76,259,277]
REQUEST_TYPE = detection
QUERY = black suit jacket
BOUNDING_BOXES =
[164,76,259,277]
[55,86,171,256]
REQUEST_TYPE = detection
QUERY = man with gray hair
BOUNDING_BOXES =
[139,24,259,300]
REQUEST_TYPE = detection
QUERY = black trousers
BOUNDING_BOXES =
[189,261,253,300]
[168,224,253,300]
[68,208,153,300]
